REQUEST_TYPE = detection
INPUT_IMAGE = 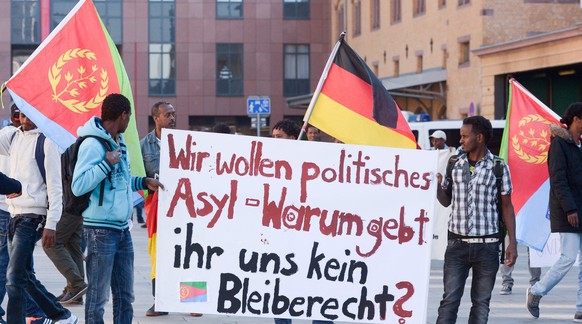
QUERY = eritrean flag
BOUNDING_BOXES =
[305,36,416,148]
[499,79,561,251]
[180,282,208,303]
[2,0,144,177]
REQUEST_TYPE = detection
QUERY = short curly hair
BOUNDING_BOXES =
[101,93,131,122]
[463,116,493,144]
[272,119,300,139]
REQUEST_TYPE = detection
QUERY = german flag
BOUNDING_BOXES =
[307,39,416,148]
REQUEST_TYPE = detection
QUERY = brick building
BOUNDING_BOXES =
[328,0,582,120]
[0,0,331,135]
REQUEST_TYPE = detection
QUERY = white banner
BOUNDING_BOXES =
[155,129,439,323]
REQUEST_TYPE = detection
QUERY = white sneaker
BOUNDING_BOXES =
[55,314,78,324]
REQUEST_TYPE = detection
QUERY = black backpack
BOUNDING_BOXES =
[445,154,507,263]
[61,136,113,216]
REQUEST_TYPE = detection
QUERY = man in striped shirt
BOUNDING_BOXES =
[435,116,518,324]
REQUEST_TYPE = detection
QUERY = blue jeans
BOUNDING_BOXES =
[85,227,134,324]
[436,239,500,324]
[6,216,70,323]
[0,210,44,319]
[274,319,334,323]
[531,232,582,311]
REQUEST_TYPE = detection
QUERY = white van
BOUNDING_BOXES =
[408,119,507,155]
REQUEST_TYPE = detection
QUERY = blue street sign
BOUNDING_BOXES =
[247,97,271,115]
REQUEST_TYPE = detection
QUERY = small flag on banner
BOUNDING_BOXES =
[180,282,208,303]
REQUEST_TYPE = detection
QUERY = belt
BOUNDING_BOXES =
[460,237,499,244]
[13,213,44,219]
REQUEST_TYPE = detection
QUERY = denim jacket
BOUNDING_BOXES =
[140,130,159,179]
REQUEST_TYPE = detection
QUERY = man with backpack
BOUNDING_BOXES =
[435,116,518,324]
[43,113,89,305]
[0,110,78,323]
[71,93,163,323]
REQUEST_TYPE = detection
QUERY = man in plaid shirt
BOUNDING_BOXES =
[435,116,518,324]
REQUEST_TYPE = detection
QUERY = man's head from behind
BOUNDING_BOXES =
[272,119,300,140]
[429,130,447,150]
[152,101,176,133]
[460,116,492,153]
[212,123,232,134]
[101,93,131,133]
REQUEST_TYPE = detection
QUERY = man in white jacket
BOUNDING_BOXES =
[0,111,77,323]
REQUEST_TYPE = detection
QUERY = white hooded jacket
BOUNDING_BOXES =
[0,127,63,230]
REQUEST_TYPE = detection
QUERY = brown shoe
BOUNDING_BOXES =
[190,313,203,317]
[60,286,88,305]
[146,304,168,316]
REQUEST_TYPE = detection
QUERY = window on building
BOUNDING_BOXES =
[283,0,310,20]
[337,4,345,34]
[11,0,40,45]
[149,0,176,96]
[51,0,122,44]
[372,62,379,76]
[11,45,36,74]
[458,0,470,6]
[94,0,123,44]
[371,0,380,30]
[51,0,75,30]
[414,0,426,16]
[284,44,310,97]
[391,0,401,24]
[439,0,446,8]
[216,43,243,96]
[416,55,423,73]
[353,0,361,36]
[459,41,470,66]
[442,47,448,69]
[217,0,243,19]
[393,58,400,77]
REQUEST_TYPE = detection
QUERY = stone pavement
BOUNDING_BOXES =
[16,225,580,323]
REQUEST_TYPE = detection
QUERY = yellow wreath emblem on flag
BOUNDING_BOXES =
[511,114,552,164]
[48,48,109,114]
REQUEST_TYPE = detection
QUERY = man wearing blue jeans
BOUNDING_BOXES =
[0,110,78,323]
[435,116,517,323]
[72,94,163,323]
[0,106,46,323]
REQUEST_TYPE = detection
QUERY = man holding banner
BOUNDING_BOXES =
[72,94,163,323]
[436,116,517,323]
[270,119,334,324]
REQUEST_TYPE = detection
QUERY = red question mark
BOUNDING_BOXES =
[393,281,414,318]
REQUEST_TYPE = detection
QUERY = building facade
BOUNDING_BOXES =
[0,0,331,135]
[330,0,582,120]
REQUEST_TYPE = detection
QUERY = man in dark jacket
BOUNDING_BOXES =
[527,102,582,321]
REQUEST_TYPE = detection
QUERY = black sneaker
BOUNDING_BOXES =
[145,304,168,316]
[526,287,542,318]
[60,286,88,305]
[574,311,582,322]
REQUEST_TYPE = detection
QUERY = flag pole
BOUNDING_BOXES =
[298,32,345,141]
